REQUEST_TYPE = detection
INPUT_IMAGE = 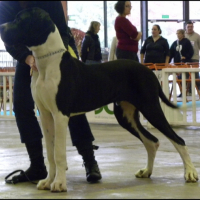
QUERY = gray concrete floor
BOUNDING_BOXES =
[0,120,200,199]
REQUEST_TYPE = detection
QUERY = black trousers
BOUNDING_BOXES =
[116,48,139,62]
[13,62,94,145]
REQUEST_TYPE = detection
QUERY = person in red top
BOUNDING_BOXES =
[114,1,142,62]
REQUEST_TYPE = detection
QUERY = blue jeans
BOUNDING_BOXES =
[13,62,94,145]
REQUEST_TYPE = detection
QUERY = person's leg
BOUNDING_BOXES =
[132,52,139,62]
[7,62,47,183]
[192,59,200,90]
[186,60,199,94]
[68,111,102,182]
[177,73,183,97]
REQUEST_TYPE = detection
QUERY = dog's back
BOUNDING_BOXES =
[56,52,173,116]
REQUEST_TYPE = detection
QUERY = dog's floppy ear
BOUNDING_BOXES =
[14,7,55,47]
[15,7,50,19]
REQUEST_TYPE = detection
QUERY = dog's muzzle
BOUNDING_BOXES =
[0,24,7,42]
[0,24,5,34]
[0,23,16,47]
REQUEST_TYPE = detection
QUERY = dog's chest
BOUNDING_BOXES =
[32,58,62,111]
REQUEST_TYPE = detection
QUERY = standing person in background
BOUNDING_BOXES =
[81,21,102,64]
[185,21,200,63]
[0,1,102,184]
[170,29,194,63]
[140,25,170,66]
[185,21,200,91]
[170,29,194,97]
[114,1,142,61]
[108,36,118,61]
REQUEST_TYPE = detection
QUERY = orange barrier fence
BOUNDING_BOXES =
[143,62,200,70]
[143,62,200,101]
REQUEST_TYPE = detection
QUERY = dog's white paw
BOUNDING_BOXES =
[135,168,152,178]
[50,178,67,193]
[37,178,53,190]
[185,167,199,183]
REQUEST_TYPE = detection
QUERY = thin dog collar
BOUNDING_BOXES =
[35,49,66,60]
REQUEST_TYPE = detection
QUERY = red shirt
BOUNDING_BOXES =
[114,16,138,53]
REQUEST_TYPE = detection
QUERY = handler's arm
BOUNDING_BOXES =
[46,1,69,49]
[118,17,138,41]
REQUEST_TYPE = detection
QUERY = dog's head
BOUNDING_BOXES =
[0,7,55,47]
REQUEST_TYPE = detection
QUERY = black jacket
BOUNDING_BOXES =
[140,36,170,63]
[0,1,70,64]
[81,31,102,63]
[170,38,194,63]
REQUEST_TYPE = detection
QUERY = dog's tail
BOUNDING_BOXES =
[159,86,179,109]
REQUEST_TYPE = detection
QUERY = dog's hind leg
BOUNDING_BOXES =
[36,107,56,191]
[140,102,198,182]
[114,101,160,178]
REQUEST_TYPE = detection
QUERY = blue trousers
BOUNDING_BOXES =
[13,62,94,145]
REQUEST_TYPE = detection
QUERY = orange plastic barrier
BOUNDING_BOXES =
[142,62,200,101]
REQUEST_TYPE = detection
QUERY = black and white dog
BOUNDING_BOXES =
[0,8,198,192]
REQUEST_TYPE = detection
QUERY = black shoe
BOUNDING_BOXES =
[84,161,102,183]
[5,165,48,184]
[177,93,182,97]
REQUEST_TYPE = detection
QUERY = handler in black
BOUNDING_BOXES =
[140,25,170,65]
[0,1,102,184]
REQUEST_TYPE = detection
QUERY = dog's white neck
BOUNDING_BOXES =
[29,25,66,60]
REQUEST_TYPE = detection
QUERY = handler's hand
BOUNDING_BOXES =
[181,56,186,60]
[25,55,38,71]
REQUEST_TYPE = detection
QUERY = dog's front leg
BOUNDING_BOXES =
[37,108,56,191]
[31,73,57,190]
[50,113,69,193]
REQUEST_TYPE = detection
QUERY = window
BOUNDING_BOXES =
[106,1,118,48]
[189,2,200,19]
[67,1,104,47]
[148,1,184,48]
[148,1,183,20]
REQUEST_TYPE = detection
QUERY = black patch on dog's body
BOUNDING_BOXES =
[56,52,186,146]
[57,52,148,115]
